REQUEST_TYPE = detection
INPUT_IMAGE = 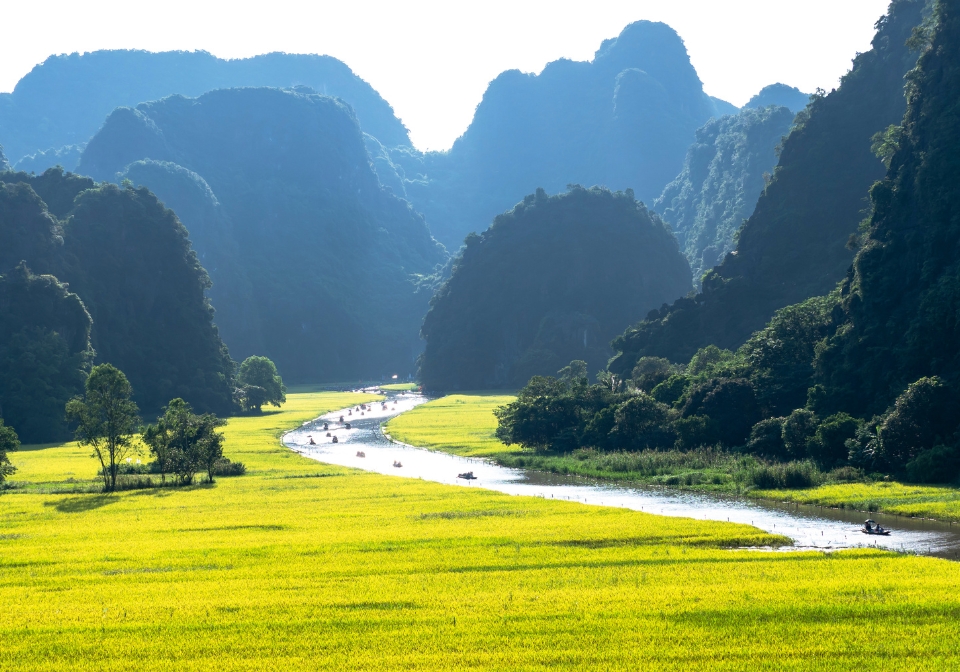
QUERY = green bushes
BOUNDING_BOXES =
[746,461,822,490]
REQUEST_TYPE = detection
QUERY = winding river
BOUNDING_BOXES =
[283,391,960,559]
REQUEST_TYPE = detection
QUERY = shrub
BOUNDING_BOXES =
[810,413,860,467]
[212,458,247,477]
[782,409,817,459]
[746,417,786,458]
[747,460,821,489]
[905,445,960,484]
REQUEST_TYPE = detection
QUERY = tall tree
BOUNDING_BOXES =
[66,363,140,492]
[236,356,286,413]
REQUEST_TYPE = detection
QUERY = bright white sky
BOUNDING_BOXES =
[2,0,890,151]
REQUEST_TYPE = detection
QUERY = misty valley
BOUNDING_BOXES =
[3,1,960,669]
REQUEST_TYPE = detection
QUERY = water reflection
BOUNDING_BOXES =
[284,392,960,559]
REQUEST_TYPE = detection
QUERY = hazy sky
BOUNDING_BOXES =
[3,0,891,151]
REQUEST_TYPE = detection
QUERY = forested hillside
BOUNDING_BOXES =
[610,0,925,373]
[419,187,692,390]
[0,262,92,443]
[656,105,796,284]
[79,87,446,382]
[390,21,730,249]
[0,171,235,437]
[502,0,960,483]
[0,50,410,168]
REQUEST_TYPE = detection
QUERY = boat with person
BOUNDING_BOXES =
[862,520,891,535]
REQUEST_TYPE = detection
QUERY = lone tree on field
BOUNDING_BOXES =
[66,363,140,492]
[0,419,20,484]
[236,356,286,413]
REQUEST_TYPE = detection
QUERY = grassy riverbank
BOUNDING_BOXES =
[385,393,960,520]
[3,391,960,669]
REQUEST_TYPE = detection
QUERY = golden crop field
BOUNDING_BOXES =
[2,390,960,670]
[755,482,960,523]
[384,393,519,457]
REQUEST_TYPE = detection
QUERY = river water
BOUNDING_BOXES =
[283,391,960,559]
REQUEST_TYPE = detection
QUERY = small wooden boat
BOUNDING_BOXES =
[457,471,477,480]
[393,461,403,468]
[356,451,366,458]
[862,519,891,535]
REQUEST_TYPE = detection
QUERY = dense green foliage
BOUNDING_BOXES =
[655,105,796,284]
[65,363,140,491]
[501,0,960,485]
[0,49,409,167]
[0,262,93,443]
[744,83,810,112]
[0,418,19,483]
[0,169,236,430]
[236,356,286,413]
[390,21,730,249]
[143,397,226,484]
[79,87,446,382]
[419,187,692,390]
[610,0,925,371]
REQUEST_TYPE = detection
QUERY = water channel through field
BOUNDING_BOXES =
[283,391,960,559]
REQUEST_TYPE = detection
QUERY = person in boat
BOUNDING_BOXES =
[864,520,873,532]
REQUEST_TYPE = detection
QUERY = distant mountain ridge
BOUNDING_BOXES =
[745,83,810,113]
[0,50,410,167]
[388,20,731,249]
[79,86,446,382]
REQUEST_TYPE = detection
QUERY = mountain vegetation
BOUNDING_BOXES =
[389,21,731,249]
[499,0,960,484]
[0,261,93,443]
[0,169,235,439]
[610,0,926,372]
[78,87,446,382]
[744,83,810,112]
[0,50,409,168]
[419,187,692,390]
[655,105,796,284]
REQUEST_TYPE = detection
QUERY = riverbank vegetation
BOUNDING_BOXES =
[4,389,960,669]
[386,393,960,521]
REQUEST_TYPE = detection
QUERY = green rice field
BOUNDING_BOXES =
[2,391,960,669]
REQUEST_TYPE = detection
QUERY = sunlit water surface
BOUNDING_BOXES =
[283,392,960,559]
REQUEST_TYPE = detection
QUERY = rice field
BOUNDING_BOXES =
[384,393,519,456]
[2,391,960,670]
[754,482,960,523]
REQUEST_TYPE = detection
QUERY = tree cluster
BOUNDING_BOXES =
[67,363,239,491]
